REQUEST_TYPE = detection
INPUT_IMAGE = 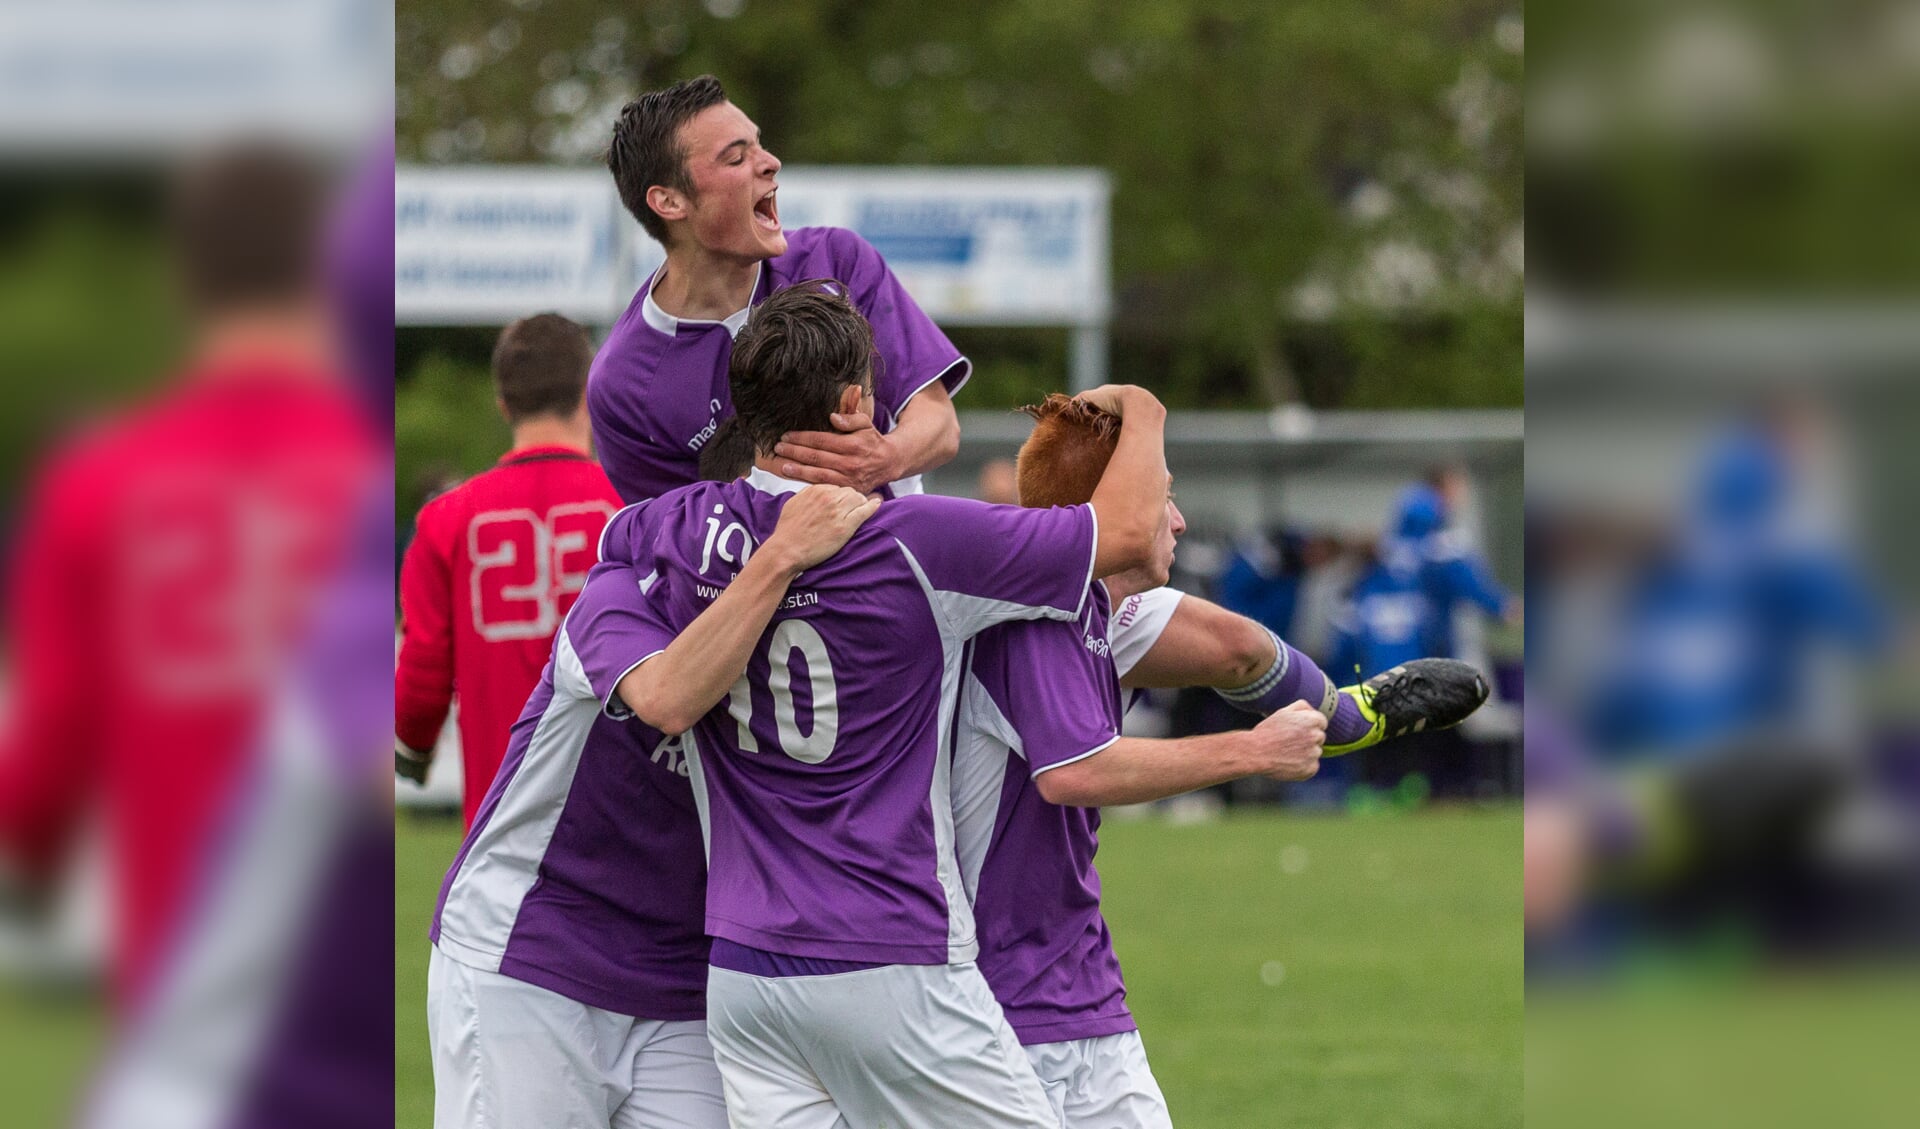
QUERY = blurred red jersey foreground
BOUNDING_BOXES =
[0,133,395,1129]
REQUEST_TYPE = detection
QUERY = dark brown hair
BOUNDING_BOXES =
[492,313,595,423]
[696,418,756,481]
[607,75,729,246]
[728,280,875,457]
[1015,393,1120,508]
[169,141,326,312]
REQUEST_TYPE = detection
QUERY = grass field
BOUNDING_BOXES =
[396,803,1521,1129]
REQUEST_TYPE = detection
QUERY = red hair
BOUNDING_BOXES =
[1015,394,1120,508]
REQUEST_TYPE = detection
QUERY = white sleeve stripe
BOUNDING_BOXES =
[597,501,646,563]
[600,650,665,720]
[1029,734,1120,777]
[888,357,971,431]
[1073,503,1098,621]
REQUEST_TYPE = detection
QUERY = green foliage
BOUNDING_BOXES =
[399,0,1522,412]
[0,208,184,493]
[395,352,509,523]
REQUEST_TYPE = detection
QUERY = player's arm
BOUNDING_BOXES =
[616,486,879,734]
[1033,703,1325,807]
[774,380,960,495]
[393,507,456,783]
[1078,384,1168,578]
[1120,594,1275,690]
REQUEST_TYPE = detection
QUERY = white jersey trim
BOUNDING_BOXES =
[893,357,972,431]
[682,729,714,863]
[1027,735,1120,778]
[597,501,646,563]
[745,465,806,496]
[436,633,601,966]
[1107,587,1187,681]
[953,669,1017,905]
[600,650,664,721]
[1077,504,1099,621]
[640,262,761,338]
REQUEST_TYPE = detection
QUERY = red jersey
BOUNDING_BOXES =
[395,445,620,828]
[0,359,380,1012]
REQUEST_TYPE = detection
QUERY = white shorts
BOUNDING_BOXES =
[706,961,1060,1129]
[427,946,727,1129]
[1024,1031,1173,1129]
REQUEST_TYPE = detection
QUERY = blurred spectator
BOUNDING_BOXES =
[1332,474,1518,798]
[1334,474,1519,678]
[1585,408,1887,763]
[1216,527,1306,643]
[1287,534,1361,664]
[393,314,621,829]
[977,457,1019,505]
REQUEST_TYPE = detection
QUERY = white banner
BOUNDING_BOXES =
[395,168,626,325]
[0,0,389,151]
[397,165,1109,328]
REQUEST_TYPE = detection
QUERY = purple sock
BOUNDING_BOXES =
[1215,630,1373,744]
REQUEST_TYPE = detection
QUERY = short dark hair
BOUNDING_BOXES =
[696,418,756,481]
[170,141,326,312]
[492,313,595,423]
[608,75,729,246]
[1015,394,1120,508]
[728,280,875,457]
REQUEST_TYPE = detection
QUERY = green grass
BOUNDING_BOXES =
[396,812,467,1129]
[1528,974,1920,1129]
[396,804,1521,1128]
[0,981,104,1128]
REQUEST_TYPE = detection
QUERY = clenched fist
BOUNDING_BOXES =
[1249,701,1325,782]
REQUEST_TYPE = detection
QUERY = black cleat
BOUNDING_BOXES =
[1325,659,1491,755]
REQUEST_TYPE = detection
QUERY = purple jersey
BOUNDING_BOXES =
[955,584,1183,1044]
[599,469,1097,964]
[587,227,969,504]
[430,561,707,1019]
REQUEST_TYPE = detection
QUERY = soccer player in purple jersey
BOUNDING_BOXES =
[590,280,1176,1128]
[426,479,878,1129]
[954,397,1489,1127]
[591,75,965,504]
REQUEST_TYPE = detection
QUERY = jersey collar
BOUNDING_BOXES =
[498,444,589,466]
[641,262,762,339]
[746,465,807,496]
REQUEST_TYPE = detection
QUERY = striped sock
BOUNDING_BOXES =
[1214,629,1372,744]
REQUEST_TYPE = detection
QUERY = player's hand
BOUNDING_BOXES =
[765,484,882,573]
[395,741,432,786]
[774,411,898,495]
[1249,701,1324,782]
[1072,384,1158,419]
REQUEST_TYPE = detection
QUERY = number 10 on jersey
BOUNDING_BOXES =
[725,619,839,764]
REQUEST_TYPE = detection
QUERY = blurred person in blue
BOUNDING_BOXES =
[1331,469,1519,681]
[1216,527,1307,644]
[1330,469,1518,797]
[1584,407,1887,762]
[1532,406,1910,969]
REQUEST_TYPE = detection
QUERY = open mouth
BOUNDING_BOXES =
[753,187,780,232]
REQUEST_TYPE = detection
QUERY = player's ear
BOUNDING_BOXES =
[646,184,688,225]
[836,383,864,418]
[495,396,511,423]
